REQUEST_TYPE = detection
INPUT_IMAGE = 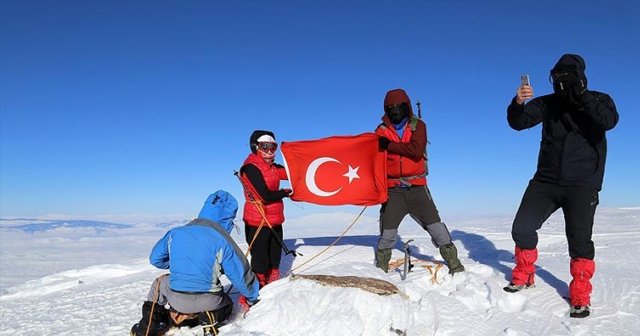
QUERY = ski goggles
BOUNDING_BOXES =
[257,142,278,152]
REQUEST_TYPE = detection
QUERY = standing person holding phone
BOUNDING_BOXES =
[504,54,618,318]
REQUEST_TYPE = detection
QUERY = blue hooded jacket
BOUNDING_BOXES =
[149,190,259,302]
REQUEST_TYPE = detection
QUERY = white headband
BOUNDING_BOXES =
[256,134,276,143]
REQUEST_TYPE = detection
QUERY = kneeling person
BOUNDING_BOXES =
[131,190,260,336]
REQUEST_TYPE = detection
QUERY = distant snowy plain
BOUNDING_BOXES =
[1,207,639,335]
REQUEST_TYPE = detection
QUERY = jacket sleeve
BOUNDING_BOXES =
[149,231,171,269]
[220,243,260,302]
[580,91,619,131]
[386,120,427,160]
[507,96,545,130]
[241,164,289,202]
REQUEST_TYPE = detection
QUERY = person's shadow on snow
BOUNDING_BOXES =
[451,229,569,298]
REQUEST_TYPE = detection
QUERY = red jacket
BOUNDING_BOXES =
[241,153,287,227]
[377,88,428,188]
[376,115,428,188]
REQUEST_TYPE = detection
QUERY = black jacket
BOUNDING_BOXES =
[507,90,618,190]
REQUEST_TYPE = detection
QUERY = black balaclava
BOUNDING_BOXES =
[385,103,410,124]
[551,54,588,104]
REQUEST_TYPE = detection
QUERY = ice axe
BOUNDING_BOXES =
[401,239,414,280]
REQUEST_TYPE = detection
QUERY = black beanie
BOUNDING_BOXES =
[249,130,276,154]
[553,54,586,72]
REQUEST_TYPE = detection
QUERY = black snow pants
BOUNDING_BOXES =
[245,222,283,274]
[511,180,599,259]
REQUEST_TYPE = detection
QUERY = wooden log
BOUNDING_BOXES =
[290,273,404,297]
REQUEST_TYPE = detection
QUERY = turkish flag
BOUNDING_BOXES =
[281,133,388,206]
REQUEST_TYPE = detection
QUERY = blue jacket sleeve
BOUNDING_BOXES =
[149,231,171,269]
[220,244,260,302]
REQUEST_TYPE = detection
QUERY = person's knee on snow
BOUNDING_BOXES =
[130,301,171,336]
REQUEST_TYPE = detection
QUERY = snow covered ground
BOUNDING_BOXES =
[1,207,639,335]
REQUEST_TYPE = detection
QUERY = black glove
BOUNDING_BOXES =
[378,136,391,150]
[554,72,585,106]
[278,188,292,198]
[568,80,586,106]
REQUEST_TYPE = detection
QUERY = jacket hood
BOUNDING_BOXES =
[383,88,414,116]
[197,190,238,233]
[553,54,586,72]
[381,88,414,125]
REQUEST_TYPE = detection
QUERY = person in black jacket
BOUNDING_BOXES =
[503,54,618,318]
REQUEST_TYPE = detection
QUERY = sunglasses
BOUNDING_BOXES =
[257,142,278,152]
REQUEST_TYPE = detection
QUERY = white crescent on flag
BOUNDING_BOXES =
[305,157,362,197]
[305,157,342,197]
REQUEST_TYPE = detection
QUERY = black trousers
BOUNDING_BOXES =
[511,180,599,259]
[244,222,283,274]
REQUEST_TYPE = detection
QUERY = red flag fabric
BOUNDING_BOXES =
[281,133,388,206]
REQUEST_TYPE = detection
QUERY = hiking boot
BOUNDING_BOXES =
[503,282,535,293]
[569,305,590,318]
[130,323,138,336]
[439,243,465,274]
[375,248,392,272]
[202,325,219,336]
[130,321,170,336]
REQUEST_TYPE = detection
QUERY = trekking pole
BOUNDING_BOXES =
[233,170,301,257]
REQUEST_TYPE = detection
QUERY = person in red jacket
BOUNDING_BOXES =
[375,88,464,275]
[238,130,291,310]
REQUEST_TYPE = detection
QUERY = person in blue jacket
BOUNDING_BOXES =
[131,190,260,336]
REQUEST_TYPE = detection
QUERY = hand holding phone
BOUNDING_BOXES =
[516,74,534,104]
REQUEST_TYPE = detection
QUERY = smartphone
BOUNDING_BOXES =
[520,74,530,87]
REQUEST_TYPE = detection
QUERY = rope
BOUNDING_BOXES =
[289,206,368,274]
[203,311,218,336]
[244,200,266,258]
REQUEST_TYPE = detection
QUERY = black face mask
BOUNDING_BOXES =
[385,103,409,124]
[551,69,585,105]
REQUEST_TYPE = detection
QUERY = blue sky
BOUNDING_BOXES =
[1,1,638,221]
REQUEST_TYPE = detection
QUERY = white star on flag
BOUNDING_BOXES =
[343,165,360,184]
